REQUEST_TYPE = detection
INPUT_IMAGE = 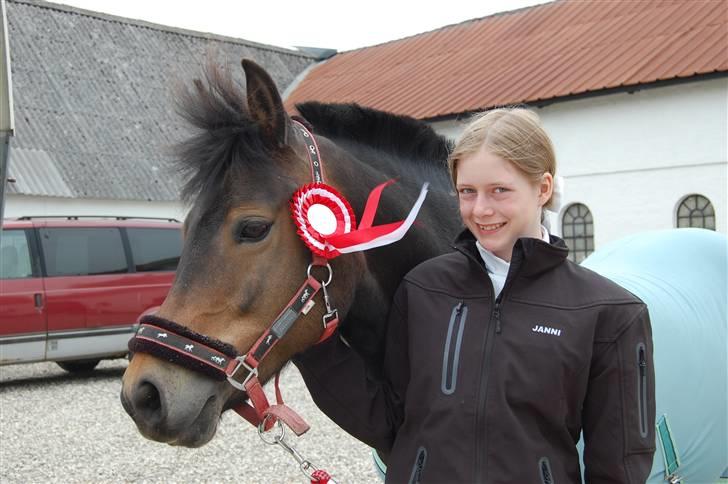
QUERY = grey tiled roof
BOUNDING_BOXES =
[5,0,316,201]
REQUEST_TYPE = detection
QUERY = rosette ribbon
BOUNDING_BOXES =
[291,180,429,259]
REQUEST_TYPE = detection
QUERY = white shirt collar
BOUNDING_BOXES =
[476,241,509,275]
[476,225,551,274]
[540,225,550,243]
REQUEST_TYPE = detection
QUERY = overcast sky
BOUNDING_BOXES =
[49,0,551,51]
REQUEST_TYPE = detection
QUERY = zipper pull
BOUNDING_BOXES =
[455,301,464,315]
[494,303,501,334]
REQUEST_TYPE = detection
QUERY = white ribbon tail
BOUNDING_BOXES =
[333,183,430,254]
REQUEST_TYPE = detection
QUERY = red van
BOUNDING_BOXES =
[0,217,182,372]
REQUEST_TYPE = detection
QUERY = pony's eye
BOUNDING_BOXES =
[234,219,272,243]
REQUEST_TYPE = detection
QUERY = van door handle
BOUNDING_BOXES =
[34,293,43,311]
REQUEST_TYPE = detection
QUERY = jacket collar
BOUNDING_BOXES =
[452,228,569,277]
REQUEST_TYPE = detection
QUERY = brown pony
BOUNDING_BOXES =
[120,59,460,447]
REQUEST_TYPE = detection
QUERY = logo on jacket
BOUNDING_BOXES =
[532,324,562,337]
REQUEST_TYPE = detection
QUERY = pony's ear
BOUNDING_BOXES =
[242,59,288,147]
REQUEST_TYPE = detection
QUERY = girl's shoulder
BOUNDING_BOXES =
[507,255,645,312]
[563,260,644,303]
[402,250,488,297]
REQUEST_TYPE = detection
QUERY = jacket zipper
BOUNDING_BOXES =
[442,301,468,395]
[463,246,523,483]
[494,302,501,334]
[474,293,497,483]
[493,253,523,336]
[637,343,648,438]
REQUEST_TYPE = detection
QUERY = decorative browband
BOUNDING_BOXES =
[129,315,238,381]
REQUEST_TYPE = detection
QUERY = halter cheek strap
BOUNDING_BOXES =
[292,118,325,183]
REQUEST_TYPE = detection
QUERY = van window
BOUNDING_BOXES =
[40,228,128,276]
[0,230,34,279]
[126,228,182,272]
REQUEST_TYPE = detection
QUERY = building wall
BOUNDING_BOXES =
[4,194,187,221]
[429,77,728,247]
[6,78,725,245]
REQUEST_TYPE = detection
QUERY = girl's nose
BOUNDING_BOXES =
[473,197,495,218]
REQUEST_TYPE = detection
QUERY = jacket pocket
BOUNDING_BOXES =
[441,302,468,395]
[408,446,427,484]
[538,457,555,484]
[620,315,655,454]
[636,342,648,438]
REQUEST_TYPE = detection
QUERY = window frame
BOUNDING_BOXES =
[675,194,716,231]
[561,203,595,264]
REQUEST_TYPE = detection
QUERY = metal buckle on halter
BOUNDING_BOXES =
[309,262,338,328]
[320,279,338,327]
[226,355,258,391]
[322,309,339,328]
[306,261,332,286]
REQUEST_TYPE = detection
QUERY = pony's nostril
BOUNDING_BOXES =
[133,380,164,421]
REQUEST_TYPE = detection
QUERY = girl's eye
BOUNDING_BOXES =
[494,187,509,194]
[234,219,272,243]
[458,188,475,195]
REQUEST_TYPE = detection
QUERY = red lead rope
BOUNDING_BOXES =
[232,372,311,436]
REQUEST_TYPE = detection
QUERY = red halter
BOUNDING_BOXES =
[129,120,340,436]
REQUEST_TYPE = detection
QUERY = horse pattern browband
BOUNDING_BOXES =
[129,315,238,381]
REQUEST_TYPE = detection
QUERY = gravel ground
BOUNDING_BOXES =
[0,359,380,483]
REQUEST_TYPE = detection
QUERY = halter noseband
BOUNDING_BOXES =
[128,120,340,436]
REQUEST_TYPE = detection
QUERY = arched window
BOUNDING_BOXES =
[676,194,715,230]
[562,203,594,263]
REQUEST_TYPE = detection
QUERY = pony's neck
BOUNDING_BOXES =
[320,135,461,372]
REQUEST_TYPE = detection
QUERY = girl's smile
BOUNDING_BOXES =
[476,222,507,233]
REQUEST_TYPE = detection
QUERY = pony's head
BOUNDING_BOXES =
[120,60,363,447]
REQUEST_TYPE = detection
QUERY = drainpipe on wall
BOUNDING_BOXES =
[0,133,10,223]
[0,0,15,239]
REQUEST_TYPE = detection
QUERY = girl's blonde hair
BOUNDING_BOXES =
[448,108,557,209]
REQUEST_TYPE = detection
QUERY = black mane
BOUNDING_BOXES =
[174,65,271,203]
[173,64,453,204]
[295,102,453,168]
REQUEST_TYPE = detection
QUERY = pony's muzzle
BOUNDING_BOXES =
[121,356,225,447]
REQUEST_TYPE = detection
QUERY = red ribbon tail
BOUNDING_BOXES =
[358,179,397,229]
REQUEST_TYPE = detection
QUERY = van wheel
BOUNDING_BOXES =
[57,359,100,373]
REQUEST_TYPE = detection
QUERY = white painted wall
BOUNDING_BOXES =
[430,77,728,247]
[3,194,188,222]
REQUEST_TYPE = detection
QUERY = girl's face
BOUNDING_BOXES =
[456,146,552,262]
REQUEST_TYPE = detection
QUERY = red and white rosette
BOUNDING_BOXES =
[291,183,357,258]
[291,180,429,259]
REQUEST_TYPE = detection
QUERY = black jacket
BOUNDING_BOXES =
[294,231,656,483]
